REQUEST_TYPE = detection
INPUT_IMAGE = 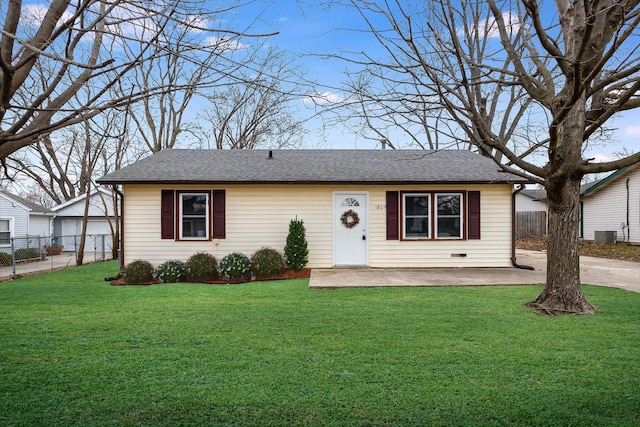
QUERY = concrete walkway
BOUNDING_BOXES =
[0,251,108,280]
[309,249,640,293]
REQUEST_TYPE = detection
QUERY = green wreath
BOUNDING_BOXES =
[340,210,360,229]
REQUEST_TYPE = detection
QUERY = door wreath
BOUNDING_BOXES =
[340,209,360,229]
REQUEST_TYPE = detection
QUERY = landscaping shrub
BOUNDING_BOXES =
[219,252,250,280]
[284,218,309,271]
[250,247,285,278]
[154,260,186,284]
[0,252,12,266]
[123,260,155,284]
[185,252,218,281]
[15,248,40,261]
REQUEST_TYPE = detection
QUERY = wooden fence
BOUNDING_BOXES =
[516,211,547,240]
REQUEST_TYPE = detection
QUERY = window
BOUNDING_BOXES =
[0,219,10,246]
[400,192,465,240]
[435,194,463,239]
[403,194,430,239]
[161,190,225,240]
[179,193,209,239]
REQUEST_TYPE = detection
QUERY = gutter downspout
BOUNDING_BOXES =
[626,179,630,242]
[104,186,125,281]
[512,184,535,270]
[115,186,125,273]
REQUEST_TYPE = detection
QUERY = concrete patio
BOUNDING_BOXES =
[309,249,640,293]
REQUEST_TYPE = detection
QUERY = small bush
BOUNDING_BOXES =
[15,248,40,261]
[154,260,186,284]
[219,252,250,280]
[284,218,309,271]
[250,247,285,278]
[0,252,12,266]
[123,260,155,284]
[185,252,218,281]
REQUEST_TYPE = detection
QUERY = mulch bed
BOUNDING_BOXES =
[110,268,311,286]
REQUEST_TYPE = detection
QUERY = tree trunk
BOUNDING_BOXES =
[525,175,597,315]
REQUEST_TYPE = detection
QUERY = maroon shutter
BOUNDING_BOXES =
[212,190,226,239]
[468,191,481,240]
[386,191,399,240]
[161,190,175,239]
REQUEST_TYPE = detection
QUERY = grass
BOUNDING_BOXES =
[1,261,639,426]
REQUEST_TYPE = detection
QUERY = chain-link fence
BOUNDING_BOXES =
[0,234,115,280]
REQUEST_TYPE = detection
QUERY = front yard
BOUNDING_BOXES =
[1,261,638,426]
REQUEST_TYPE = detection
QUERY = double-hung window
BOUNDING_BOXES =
[403,193,430,239]
[179,193,209,239]
[0,219,10,246]
[435,193,463,239]
[401,192,464,240]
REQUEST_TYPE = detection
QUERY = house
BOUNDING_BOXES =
[97,149,528,269]
[0,190,54,250]
[581,163,640,244]
[516,188,547,212]
[51,189,117,253]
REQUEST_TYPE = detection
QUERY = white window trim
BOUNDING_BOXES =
[0,218,13,247]
[435,193,464,240]
[402,193,431,240]
[178,192,210,240]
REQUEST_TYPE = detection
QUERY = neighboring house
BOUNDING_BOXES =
[581,163,640,244]
[51,189,117,253]
[0,190,54,249]
[97,149,528,269]
[515,188,547,212]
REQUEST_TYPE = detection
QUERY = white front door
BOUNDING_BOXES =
[333,192,368,266]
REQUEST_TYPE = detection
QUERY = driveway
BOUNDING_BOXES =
[309,249,640,293]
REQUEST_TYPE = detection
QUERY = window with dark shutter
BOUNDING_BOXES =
[386,191,399,240]
[161,190,175,239]
[468,191,481,239]
[212,190,226,239]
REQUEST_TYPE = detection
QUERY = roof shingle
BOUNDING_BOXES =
[97,149,528,185]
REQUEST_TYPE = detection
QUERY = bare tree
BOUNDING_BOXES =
[192,47,309,149]
[8,100,134,263]
[327,0,640,314]
[0,0,274,160]
[123,5,273,152]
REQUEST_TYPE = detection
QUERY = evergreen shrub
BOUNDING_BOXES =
[250,247,285,278]
[185,252,218,282]
[284,219,309,271]
[154,260,186,283]
[219,252,250,280]
[123,260,155,284]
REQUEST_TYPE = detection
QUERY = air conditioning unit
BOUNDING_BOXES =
[594,231,616,244]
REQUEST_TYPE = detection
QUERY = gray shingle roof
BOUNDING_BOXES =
[0,190,53,214]
[97,149,528,185]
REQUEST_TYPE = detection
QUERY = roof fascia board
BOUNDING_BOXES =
[581,164,637,197]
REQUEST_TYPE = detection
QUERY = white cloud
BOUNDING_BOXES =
[589,153,613,163]
[22,4,74,28]
[203,36,248,51]
[181,15,209,33]
[460,11,522,40]
[624,125,640,136]
[303,92,345,105]
[278,16,289,23]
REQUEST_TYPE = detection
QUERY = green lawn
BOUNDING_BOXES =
[1,261,638,426]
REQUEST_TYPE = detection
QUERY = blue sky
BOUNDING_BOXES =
[242,0,640,160]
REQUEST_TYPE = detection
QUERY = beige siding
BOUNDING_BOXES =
[123,184,514,268]
[582,166,640,243]
[368,185,513,268]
